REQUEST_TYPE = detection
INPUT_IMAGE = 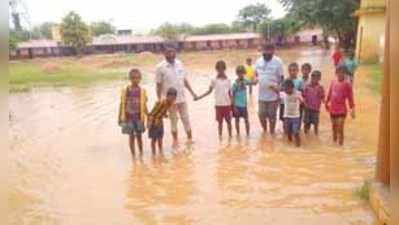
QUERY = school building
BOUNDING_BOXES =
[354,0,386,63]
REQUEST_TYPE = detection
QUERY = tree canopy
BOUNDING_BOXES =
[90,21,116,37]
[152,22,246,39]
[60,11,91,55]
[238,3,271,31]
[278,0,359,48]
[32,22,55,39]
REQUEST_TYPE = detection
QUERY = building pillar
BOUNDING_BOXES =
[376,6,390,184]
[388,0,398,188]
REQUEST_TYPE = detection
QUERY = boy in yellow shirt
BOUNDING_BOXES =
[244,58,256,95]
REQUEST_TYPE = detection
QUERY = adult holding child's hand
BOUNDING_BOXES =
[155,45,196,145]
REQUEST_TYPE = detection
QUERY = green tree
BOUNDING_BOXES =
[9,29,31,51]
[279,0,359,49]
[192,23,233,35]
[32,22,55,39]
[9,34,18,51]
[90,21,115,36]
[153,23,180,40]
[238,3,271,31]
[258,15,303,42]
[60,11,91,55]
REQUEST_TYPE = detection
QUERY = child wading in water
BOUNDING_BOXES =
[232,65,257,136]
[326,65,355,146]
[244,58,256,95]
[280,63,304,129]
[281,79,303,147]
[303,70,325,135]
[343,50,358,84]
[118,69,148,158]
[147,88,177,155]
[196,60,232,139]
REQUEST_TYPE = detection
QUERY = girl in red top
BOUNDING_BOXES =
[326,65,355,146]
[332,45,343,67]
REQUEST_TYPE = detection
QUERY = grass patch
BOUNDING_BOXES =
[9,59,127,93]
[353,181,370,200]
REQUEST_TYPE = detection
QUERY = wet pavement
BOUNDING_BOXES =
[8,48,378,225]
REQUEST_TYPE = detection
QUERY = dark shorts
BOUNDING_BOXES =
[259,100,278,121]
[215,106,232,122]
[148,125,164,139]
[121,120,145,135]
[284,118,301,135]
[233,106,248,119]
[304,108,320,125]
[330,113,347,120]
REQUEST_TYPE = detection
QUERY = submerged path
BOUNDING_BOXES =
[8,48,378,225]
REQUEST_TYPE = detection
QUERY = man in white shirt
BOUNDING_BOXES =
[156,46,197,144]
[255,44,284,134]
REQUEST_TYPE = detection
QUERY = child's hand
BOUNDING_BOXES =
[269,85,279,93]
[351,109,356,119]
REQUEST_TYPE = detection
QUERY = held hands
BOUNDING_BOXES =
[351,109,356,119]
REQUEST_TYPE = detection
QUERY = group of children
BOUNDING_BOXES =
[118,55,355,157]
[194,58,355,147]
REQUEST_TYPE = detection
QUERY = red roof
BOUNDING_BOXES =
[18,39,59,49]
[91,35,164,46]
[16,32,262,49]
[183,33,261,42]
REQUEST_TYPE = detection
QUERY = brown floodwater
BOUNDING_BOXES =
[8,48,379,225]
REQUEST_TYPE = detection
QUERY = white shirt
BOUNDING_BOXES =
[255,56,284,102]
[156,59,186,104]
[282,90,302,118]
[211,77,231,106]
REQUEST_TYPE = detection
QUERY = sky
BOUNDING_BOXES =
[23,0,286,33]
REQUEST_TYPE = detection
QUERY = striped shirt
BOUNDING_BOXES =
[148,100,172,127]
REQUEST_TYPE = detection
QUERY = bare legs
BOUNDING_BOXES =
[151,138,164,155]
[218,118,232,139]
[129,134,143,158]
[235,118,250,136]
[331,117,345,145]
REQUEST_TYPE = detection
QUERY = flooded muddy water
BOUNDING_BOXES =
[8,48,378,225]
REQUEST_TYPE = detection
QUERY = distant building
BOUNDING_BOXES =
[181,33,262,51]
[9,39,74,59]
[354,0,386,63]
[51,24,62,41]
[10,32,265,59]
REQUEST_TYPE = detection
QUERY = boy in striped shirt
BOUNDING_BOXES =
[147,88,177,155]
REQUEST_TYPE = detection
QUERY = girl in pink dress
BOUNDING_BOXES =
[326,65,355,145]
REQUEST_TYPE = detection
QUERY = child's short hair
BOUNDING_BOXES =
[288,62,299,69]
[246,57,252,62]
[301,63,312,71]
[336,65,348,74]
[283,79,294,89]
[311,70,322,79]
[128,68,141,79]
[215,60,227,70]
[236,65,246,74]
[166,87,178,96]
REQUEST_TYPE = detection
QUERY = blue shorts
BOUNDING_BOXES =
[304,108,320,125]
[148,125,164,139]
[233,106,248,119]
[284,118,301,135]
[121,120,145,135]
